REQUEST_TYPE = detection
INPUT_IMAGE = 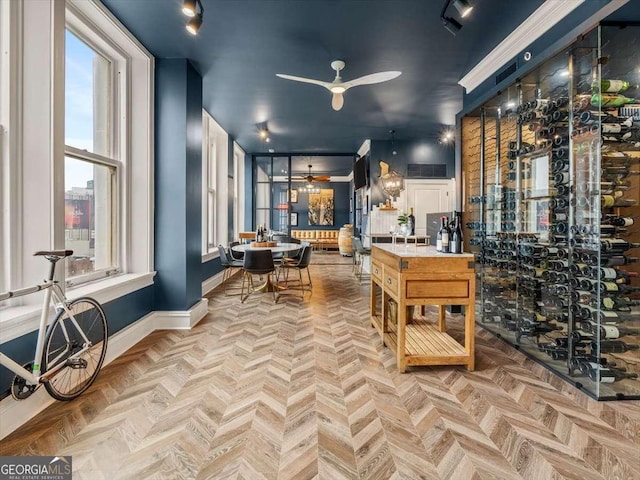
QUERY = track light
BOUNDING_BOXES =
[441,16,462,36]
[453,0,473,18]
[183,0,204,35]
[440,0,472,36]
[186,14,203,35]
[182,0,196,17]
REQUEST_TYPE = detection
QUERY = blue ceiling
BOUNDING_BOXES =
[101,0,546,155]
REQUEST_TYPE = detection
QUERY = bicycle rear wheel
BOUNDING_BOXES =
[42,296,108,400]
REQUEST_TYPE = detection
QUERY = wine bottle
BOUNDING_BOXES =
[596,267,639,281]
[597,281,640,295]
[441,216,450,253]
[408,208,415,236]
[588,367,638,383]
[603,215,634,227]
[450,211,463,254]
[601,239,640,252]
[595,340,640,354]
[601,194,638,208]
[436,216,445,252]
[593,79,634,93]
[595,322,640,339]
[594,295,640,311]
[591,93,639,108]
[569,356,614,375]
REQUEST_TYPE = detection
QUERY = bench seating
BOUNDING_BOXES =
[291,230,340,250]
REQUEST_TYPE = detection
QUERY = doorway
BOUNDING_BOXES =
[401,179,456,236]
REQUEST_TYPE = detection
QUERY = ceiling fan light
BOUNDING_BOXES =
[331,92,344,111]
[442,16,462,36]
[453,0,473,18]
[330,86,346,94]
[182,0,196,17]
[186,14,203,35]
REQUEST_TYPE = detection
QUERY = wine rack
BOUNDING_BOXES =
[461,23,640,400]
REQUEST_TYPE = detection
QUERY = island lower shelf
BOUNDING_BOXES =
[371,314,471,366]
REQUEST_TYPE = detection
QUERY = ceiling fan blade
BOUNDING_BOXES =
[343,71,402,90]
[313,176,331,182]
[276,74,332,90]
[332,92,344,111]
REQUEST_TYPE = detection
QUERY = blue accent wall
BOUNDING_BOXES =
[289,182,351,230]
[202,257,223,282]
[369,139,455,208]
[154,58,203,311]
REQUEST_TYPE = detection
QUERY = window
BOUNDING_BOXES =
[0,0,7,297]
[202,111,228,256]
[65,30,119,282]
[233,142,245,241]
[1,0,154,338]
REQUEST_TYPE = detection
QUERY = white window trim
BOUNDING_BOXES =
[0,0,154,334]
[202,110,228,261]
[233,142,245,241]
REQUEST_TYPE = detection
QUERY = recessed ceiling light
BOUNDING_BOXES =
[560,70,569,77]
[268,148,275,153]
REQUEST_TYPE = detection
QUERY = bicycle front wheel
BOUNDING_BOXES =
[42,297,108,401]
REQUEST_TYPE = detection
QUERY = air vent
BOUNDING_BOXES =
[407,164,447,178]
[496,62,517,85]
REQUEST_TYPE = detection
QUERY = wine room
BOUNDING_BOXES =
[461,23,640,400]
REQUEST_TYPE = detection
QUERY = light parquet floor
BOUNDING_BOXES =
[2,256,640,480]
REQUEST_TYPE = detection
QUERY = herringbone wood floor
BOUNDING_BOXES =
[2,257,640,480]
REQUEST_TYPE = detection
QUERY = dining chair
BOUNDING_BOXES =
[241,249,277,303]
[217,245,243,295]
[229,240,244,260]
[281,240,307,263]
[276,245,313,298]
[352,237,371,281]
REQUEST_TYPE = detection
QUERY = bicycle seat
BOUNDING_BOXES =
[34,250,74,258]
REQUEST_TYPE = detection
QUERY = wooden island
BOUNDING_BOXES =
[370,244,476,372]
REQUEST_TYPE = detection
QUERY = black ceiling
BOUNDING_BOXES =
[101,0,545,154]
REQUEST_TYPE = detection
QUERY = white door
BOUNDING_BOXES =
[402,179,455,236]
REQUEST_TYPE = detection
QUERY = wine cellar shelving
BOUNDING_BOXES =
[462,24,640,400]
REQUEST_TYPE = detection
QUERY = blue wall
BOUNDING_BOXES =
[154,59,203,311]
[369,139,455,208]
[289,182,351,229]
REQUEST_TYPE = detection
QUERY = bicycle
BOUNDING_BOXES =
[0,250,108,401]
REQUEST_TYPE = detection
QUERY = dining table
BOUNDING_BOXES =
[231,242,302,292]
[231,242,301,255]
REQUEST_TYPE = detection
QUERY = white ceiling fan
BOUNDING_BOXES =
[276,60,401,111]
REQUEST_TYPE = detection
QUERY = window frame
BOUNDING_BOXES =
[202,110,228,260]
[64,16,125,286]
[0,0,154,335]
[64,146,120,287]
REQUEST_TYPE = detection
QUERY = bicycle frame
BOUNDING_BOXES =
[0,280,92,386]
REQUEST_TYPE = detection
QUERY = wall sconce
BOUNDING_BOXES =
[440,0,473,36]
[182,0,204,35]
[379,161,404,200]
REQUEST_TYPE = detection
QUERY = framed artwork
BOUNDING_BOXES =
[290,212,298,226]
[308,188,334,225]
[289,189,298,203]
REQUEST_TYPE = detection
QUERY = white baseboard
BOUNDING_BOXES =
[202,270,225,296]
[0,298,209,440]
